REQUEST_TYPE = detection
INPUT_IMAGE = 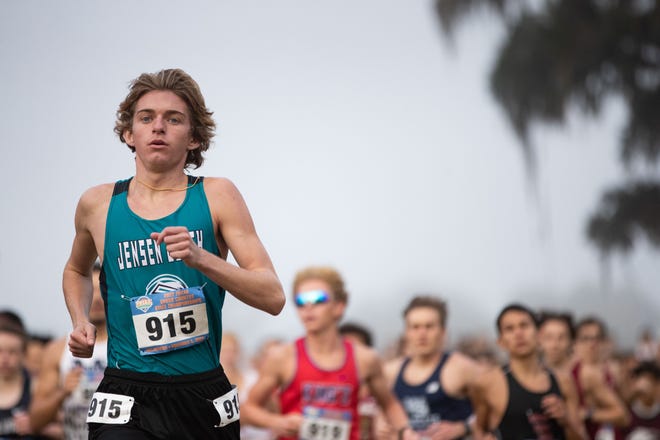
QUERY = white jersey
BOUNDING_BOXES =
[59,338,107,440]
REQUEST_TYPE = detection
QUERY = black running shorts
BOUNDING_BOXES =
[88,366,240,440]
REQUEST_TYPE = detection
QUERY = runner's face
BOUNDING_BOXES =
[498,311,538,358]
[405,306,444,357]
[539,319,571,365]
[294,279,344,333]
[631,373,657,403]
[123,90,199,172]
[0,331,25,378]
[574,323,603,362]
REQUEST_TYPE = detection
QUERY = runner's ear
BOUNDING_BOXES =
[123,129,134,147]
[187,137,200,150]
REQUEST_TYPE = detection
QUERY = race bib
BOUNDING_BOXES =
[627,428,659,440]
[594,426,615,440]
[130,286,209,355]
[212,385,240,427]
[299,407,351,440]
[86,392,133,424]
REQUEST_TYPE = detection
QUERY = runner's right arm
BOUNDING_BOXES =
[63,186,108,358]
[581,366,630,427]
[241,343,302,437]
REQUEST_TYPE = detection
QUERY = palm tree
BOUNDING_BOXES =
[435,0,660,256]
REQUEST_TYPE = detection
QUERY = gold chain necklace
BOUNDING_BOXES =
[134,175,200,192]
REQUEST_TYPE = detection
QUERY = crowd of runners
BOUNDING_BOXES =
[1,265,658,439]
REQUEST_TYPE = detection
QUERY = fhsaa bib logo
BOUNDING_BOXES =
[145,274,189,295]
[134,296,153,313]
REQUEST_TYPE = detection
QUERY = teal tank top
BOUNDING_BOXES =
[101,176,225,375]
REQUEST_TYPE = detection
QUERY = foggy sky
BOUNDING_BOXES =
[1,0,658,356]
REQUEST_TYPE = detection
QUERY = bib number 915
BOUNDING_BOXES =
[146,310,196,341]
[86,392,133,424]
[212,386,240,427]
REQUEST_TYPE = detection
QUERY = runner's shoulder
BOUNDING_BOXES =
[200,176,238,194]
[78,183,114,209]
[475,363,502,389]
[351,340,380,364]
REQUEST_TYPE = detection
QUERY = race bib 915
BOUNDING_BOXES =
[130,286,209,355]
[86,392,133,424]
[212,385,240,427]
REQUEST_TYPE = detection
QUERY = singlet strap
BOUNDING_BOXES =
[113,175,202,196]
[547,368,561,392]
[435,352,450,373]
[571,362,586,406]
[397,353,450,386]
[20,368,31,408]
[394,357,413,387]
[188,175,203,184]
[113,178,131,196]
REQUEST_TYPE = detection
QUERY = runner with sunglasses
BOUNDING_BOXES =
[241,266,418,440]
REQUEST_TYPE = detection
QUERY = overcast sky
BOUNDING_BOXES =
[2,1,658,356]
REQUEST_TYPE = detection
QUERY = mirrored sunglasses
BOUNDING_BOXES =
[294,290,330,307]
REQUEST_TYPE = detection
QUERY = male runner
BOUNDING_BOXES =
[339,321,378,440]
[241,266,417,440]
[473,303,585,439]
[538,311,576,376]
[571,317,630,439]
[381,295,481,439]
[62,68,285,439]
[618,360,660,439]
[0,322,34,438]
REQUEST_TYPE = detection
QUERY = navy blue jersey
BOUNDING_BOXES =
[393,353,472,431]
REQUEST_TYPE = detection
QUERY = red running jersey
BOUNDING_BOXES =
[279,337,361,440]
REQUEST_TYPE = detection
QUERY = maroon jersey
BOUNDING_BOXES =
[618,402,660,439]
[571,362,624,440]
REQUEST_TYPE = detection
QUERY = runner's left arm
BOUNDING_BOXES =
[151,177,284,315]
[364,349,419,440]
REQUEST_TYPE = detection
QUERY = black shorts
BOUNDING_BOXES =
[88,366,240,440]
